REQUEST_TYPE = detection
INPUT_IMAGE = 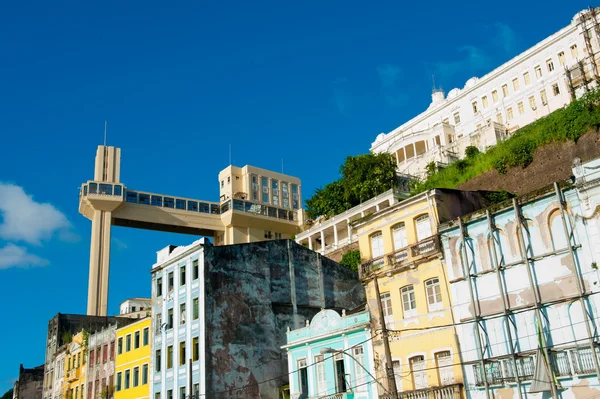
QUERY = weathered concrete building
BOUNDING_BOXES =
[439,157,600,398]
[14,365,44,399]
[151,238,364,399]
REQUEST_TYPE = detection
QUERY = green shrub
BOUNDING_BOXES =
[339,249,361,271]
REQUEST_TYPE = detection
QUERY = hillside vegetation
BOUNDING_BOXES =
[410,88,600,195]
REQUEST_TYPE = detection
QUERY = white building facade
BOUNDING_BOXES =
[151,240,206,399]
[372,8,600,178]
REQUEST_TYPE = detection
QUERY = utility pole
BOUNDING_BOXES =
[373,276,399,399]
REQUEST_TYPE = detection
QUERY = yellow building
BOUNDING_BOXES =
[356,189,490,398]
[114,318,151,399]
[64,331,87,399]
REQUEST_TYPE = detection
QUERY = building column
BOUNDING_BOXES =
[376,204,380,212]
[347,221,352,243]
[333,224,339,247]
[320,230,325,254]
[308,236,313,250]
[402,147,406,163]
[412,142,416,157]
[87,209,112,316]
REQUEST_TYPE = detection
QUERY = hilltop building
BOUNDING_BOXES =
[150,238,364,399]
[13,365,44,399]
[371,8,600,178]
[119,299,151,319]
[79,145,303,316]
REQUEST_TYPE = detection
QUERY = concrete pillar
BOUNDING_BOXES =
[412,142,416,157]
[376,204,380,212]
[347,221,352,242]
[333,224,339,247]
[402,147,406,163]
[308,236,313,250]
[320,230,325,254]
[87,210,112,316]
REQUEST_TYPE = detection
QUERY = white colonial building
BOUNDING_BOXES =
[372,8,600,178]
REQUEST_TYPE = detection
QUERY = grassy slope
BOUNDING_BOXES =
[410,89,600,195]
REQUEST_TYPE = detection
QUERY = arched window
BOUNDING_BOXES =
[401,285,417,318]
[370,232,384,258]
[392,223,408,250]
[425,278,442,311]
[415,214,432,242]
[549,209,568,251]
[409,355,427,389]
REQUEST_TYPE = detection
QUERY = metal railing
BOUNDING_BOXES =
[396,383,463,399]
[360,235,441,279]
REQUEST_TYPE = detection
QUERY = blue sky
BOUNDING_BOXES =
[0,0,589,392]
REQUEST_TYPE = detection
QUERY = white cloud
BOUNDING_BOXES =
[0,182,72,245]
[377,64,403,88]
[0,243,49,269]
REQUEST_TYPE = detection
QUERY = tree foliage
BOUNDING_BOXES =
[1,389,13,399]
[410,88,600,194]
[339,249,361,271]
[305,153,397,219]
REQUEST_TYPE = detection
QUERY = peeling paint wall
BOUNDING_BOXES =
[203,239,364,399]
[440,178,600,398]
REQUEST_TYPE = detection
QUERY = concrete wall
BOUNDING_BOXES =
[203,239,365,399]
[15,365,44,399]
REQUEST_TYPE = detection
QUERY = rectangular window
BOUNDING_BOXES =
[156,350,162,372]
[472,101,478,113]
[124,370,130,389]
[426,278,443,310]
[126,335,131,352]
[155,393,161,399]
[193,337,199,361]
[180,303,186,325]
[192,259,199,280]
[541,89,548,105]
[401,285,417,314]
[187,201,198,212]
[143,327,149,346]
[180,265,186,286]
[110,341,115,360]
[155,313,162,334]
[193,384,199,399]
[571,44,578,59]
[168,272,174,291]
[529,95,537,110]
[138,193,149,205]
[512,78,519,91]
[523,71,531,85]
[142,364,148,385]
[179,387,185,399]
[534,65,542,79]
[370,232,384,258]
[481,96,488,108]
[180,342,186,366]
[502,85,508,98]
[164,197,174,208]
[353,346,367,391]
[380,292,392,317]
[167,346,173,369]
[518,101,525,114]
[546,59,554,72]
[193,298,199,320]
[507,107,514,120]
[553,83,561,96]
[168,308,173,329]
[497,113,503,124]
[151,195,162,207]
[315,355,326,395]
[90,349,95,365]
[133,367,139,387]
[134,331,140,349]
[492,89,499,102]
[176,199,186,210]
[167,390,173,399]
[453,112,460,124]
[116,373,122,392]
[156,277,163,297]
[558,51,566,65]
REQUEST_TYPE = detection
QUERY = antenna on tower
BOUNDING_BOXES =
[104,121,107,146]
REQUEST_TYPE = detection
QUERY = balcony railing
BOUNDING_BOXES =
[394,383,463,399]
[319,393,354,399]
[472,346,599,387]
[66,369,79,382]
[360,235,441,279]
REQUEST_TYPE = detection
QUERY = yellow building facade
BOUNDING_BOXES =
[356,189,490,398]
[114,318,151,399]
[64,332,87,399]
